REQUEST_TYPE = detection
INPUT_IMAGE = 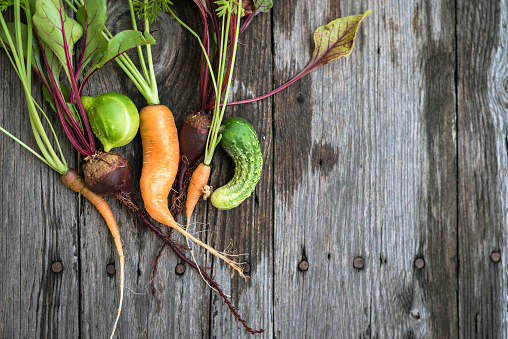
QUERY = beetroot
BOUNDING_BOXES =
[83,151,132,196]
[172,111,212,218]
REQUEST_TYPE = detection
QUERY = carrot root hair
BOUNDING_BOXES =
[61,169,124,339]
[139,106,245,278]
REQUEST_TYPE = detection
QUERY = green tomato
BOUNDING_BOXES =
[82,92,139,152]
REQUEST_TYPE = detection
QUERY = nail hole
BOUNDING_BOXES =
[243,262,251,273]
[296,94,305,104]
[491,251,501,263]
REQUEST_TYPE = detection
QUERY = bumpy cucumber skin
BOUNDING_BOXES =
[211,117,263,210]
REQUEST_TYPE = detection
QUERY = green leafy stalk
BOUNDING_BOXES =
[31,0,155,157]
[65,0,159,104]
[203,0,243,165]
[0,0,68,174]
[106,0,160,105]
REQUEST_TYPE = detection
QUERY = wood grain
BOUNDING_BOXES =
[205,5,273,338]
[0,0,507,338]
[458,0,508,337]
[272,0,457,337]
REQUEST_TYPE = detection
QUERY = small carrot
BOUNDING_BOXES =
[61,169,124,339]
[186,163,211,222]
[139,105,245,278]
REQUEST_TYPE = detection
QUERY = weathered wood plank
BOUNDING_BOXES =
[78,1,213,338]
[144,2,213,338]
[371,1,457,337]
[272,2,375,337]
[458,0,508,337]
[0,13,80,339]
[0,45,23,338]
[205,6,274,338]
[273,1,457,338]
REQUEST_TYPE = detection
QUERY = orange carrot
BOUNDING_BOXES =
[61,169,124,339]
[139,105,245,278]
[186,163,211,222]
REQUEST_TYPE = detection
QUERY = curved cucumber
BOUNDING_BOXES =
[211,117,263,210]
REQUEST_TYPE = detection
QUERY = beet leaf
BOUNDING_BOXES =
[226,9,371,106]
[75,0,108,78]
[252,0,272,13]
[33,0,83,78]
[97,30,155,68]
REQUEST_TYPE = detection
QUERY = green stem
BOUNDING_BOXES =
[129,0,150,82]
[0,125,51,168]
[0,4,68,175]
[204,15,228,164]
[168,8,217,95]
[34,99,68,168]
[204,2,242,166]
[64,0,78,12]
[144,1,158,105]
[66,0,158,105]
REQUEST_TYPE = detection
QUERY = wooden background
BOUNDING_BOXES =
[1,0,507,337]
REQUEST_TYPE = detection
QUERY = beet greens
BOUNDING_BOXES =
[31,0,153,156]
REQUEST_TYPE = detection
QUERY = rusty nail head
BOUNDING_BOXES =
[243,262,251,273]
[106,264,116,275]
[175,263,186,275]
[491,251,501,263]
[415,258,425,269]
[51,261,63,273]
[298,260,309,271]
[353,257,365,269]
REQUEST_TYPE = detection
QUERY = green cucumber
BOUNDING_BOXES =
[211,117,263,210]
